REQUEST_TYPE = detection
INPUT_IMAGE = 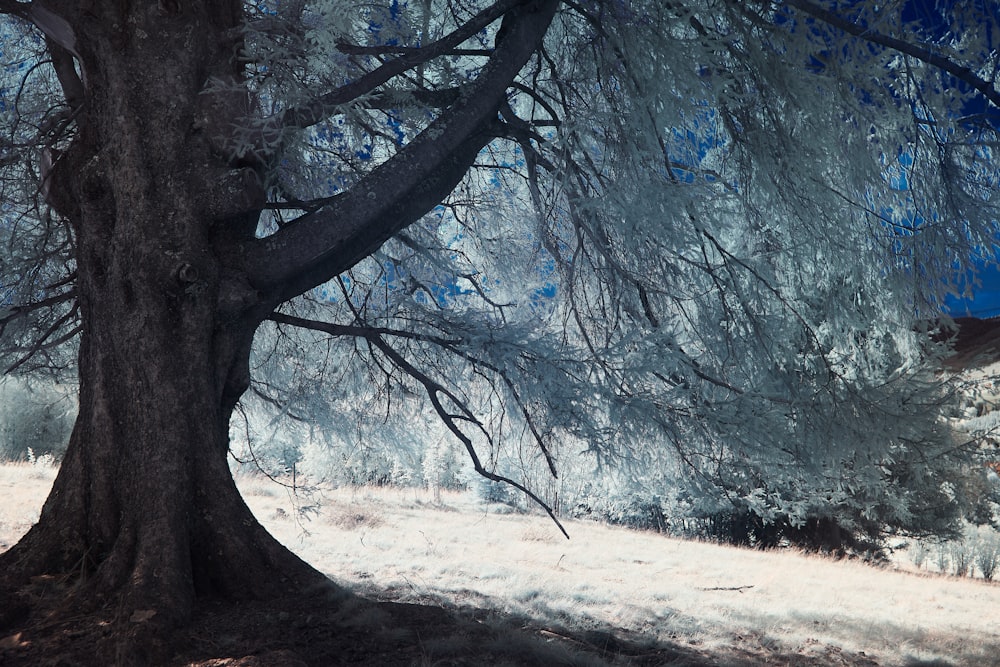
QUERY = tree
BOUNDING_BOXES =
[0,0,998,659]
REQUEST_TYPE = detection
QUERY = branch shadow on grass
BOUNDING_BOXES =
[2,573,956,666]
[313,580,902,667]
[173,581,711,667]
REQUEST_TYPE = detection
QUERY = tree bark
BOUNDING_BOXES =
[0,0,558,658]
[0,2,329,657]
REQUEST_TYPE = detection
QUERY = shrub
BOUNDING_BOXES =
[568,492,669,533]
[975,527,1000,581]
[478,478,521,510]
[695,510,881,558]
[914,523,1000,579]
[603,494,669,533]
[934,543,951,574]
[951,541,975,577]
[421,440,468,496]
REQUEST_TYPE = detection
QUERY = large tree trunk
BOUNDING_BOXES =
[0,0,560,658]
[0,1,329,658]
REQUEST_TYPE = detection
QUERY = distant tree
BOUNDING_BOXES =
[0,0,998,657]
[0,376,74,461]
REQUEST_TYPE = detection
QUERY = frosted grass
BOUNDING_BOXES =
[248,480,1000,666]
[4,466,999,666]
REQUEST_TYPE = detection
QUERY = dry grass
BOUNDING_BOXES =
[239,480,1000,666]
[4,464,1000,666]
[0,460,57,552]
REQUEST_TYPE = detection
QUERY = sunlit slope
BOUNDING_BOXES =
[247,482,1000,667]
[5,466,997,666]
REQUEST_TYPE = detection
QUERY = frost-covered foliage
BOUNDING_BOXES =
[908,522,1000,580]
[0,17,77,379]
[0,376,75,461]
[3,2,1000,545]
[240,1,1000,545]
[977,528,1000,581]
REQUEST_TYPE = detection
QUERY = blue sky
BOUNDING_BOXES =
[892,1,1000,319]
[947,263,1000,318]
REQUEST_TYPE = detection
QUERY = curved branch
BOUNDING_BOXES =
[4,305,80,374]
[336,44,493,57]
[246,0,560,308]
[267,310,565,516]
[0,290,76,329]
[272,309,562,471]
[367,87,464,110]
[45,38,85,110]
[370,329,569,539]
[268,311,460,348]
[425,385,569,539]
[248,385,309,423]
[784,0,1000,110]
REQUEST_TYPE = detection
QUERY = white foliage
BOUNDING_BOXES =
[3,2,999,544]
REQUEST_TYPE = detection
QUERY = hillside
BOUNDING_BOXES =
[4,321,1000,665]
[3,463,1000,666]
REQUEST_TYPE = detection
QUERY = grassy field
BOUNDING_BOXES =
[3,461,1000,666]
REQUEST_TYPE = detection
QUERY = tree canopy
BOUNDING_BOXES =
[0,0,999,659]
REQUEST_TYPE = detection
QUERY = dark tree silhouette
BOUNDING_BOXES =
[0,0,997,660]
[0,0,556,657]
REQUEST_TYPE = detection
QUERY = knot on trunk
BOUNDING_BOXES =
[174,262,200,286]
[175,262,198,283]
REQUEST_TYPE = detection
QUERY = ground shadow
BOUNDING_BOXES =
[0,576,923,666]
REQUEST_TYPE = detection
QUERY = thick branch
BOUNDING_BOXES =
[269,312,460,347]
[248,385,309,423]
[0,0,28,17]
[276,0,522,132]
[246,0,560,308]
[0,4,85,106]
[46,38,85,110]
[784,0,1000,110]
[367,87,463,110]
[336,44,493,57]
[4,307,80,374]
[0,290,76,330]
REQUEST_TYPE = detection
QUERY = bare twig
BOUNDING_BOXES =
[266,310,570,538]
